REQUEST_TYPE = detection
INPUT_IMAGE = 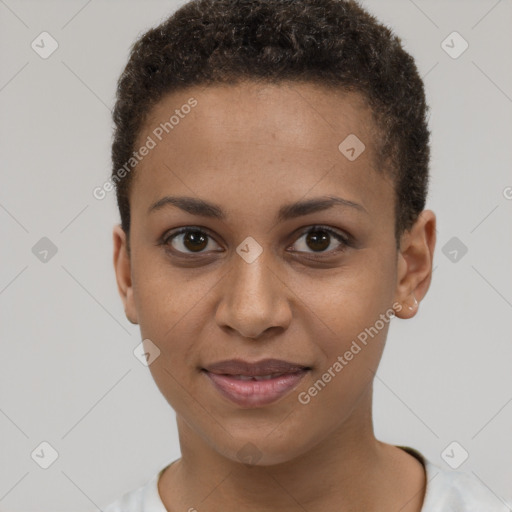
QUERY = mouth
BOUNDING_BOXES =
[202,358,311,408]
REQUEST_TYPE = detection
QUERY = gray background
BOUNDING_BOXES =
[1,0,511,510]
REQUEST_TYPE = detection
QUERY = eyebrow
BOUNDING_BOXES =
[147,195,368,222]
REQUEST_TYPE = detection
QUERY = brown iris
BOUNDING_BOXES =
[183,230,208,252]
[305,229,330,252]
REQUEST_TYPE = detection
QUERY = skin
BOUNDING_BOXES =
[113,81,436,512]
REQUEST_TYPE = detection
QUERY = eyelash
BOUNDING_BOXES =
[159,225,352,259]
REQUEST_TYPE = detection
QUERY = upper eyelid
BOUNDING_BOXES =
[163,226,221,244]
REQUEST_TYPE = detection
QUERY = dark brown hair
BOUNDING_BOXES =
[111,0,430,248]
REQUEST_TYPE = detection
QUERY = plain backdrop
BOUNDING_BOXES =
[1,0,511,510]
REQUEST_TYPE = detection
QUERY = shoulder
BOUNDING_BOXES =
[103,485,144,512]
[422,461,510,512]
[102,466,168,512]
[103,482,146,512]
[399,446,509,512]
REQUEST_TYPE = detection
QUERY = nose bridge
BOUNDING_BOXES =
[215,248,291,338]
[229,249,276,311]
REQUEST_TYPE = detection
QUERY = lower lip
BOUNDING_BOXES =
[203,369,309,408]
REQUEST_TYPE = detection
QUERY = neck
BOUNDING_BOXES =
[159,387,426,511]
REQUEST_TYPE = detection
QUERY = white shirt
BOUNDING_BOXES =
[103,446,509,511]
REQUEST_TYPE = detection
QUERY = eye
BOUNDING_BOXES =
[289,225,350,255]
[162,227,221,254]
[160,225,351,258]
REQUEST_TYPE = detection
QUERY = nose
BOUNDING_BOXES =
[214,252,292,340]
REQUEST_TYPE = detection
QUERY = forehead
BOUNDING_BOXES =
[140,81,379,158]
[131,81,393,221]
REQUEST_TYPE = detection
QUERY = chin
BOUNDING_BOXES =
[211,430,317,468]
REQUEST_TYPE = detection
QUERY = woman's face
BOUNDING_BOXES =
[114,81,415,465]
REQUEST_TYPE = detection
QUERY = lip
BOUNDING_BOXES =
[204,358,309,377]
[202,358,310,408]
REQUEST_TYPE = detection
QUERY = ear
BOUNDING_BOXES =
[393,210,436,320]
[113,224,139,325]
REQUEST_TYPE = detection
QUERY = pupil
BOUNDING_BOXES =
[306,230,330,251]
[184,231,207,252]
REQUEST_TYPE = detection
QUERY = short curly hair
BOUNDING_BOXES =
[111,0,430,248]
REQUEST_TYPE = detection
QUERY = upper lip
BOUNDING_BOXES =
[203,358,310,376]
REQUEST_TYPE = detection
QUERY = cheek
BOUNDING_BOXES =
[292,271,393,409]
[290,263,391,343]
[131,254,206,340]
[294,321,389,442]
[130,256,215,382]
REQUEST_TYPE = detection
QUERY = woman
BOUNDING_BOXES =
[105,0,507,510]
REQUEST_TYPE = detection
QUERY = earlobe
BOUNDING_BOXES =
[393,292,419,319]
[112,224,139,325]
[393,210,436,320]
